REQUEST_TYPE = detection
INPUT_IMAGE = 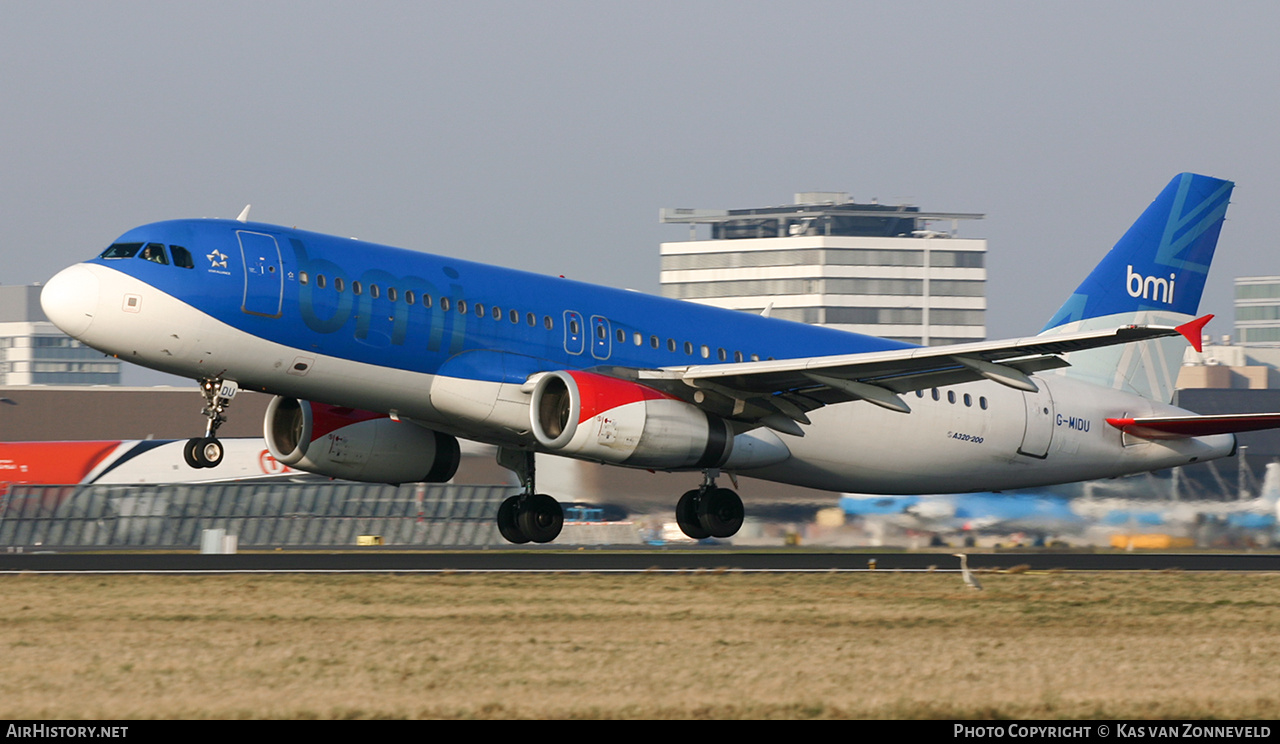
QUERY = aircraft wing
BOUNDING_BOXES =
[1106,414,1280,440]
[634,319,1206,435]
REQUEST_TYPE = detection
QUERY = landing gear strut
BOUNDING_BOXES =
[675,470,744,540]
[495,448,564,544]
[183,378,237,469]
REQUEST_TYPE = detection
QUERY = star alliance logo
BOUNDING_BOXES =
[205,250,232,276]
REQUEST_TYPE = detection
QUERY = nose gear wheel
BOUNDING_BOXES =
[183,377,236,469]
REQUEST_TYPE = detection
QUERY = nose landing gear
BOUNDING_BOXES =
[183,378,237,469]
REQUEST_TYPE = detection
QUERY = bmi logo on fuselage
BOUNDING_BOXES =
[1126,265,1176,304]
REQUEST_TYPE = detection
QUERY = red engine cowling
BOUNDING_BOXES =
[263,396,460,484]
[529,370,733,469]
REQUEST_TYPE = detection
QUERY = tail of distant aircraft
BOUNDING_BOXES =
[1039,172,1234,402]
[1260,462,1280,505]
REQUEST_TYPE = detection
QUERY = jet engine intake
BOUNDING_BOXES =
[263,396,460,484]
[528,370,733,469]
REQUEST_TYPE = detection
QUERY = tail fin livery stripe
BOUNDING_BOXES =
[1156,175,1233,272]
[1043,173,1233,331]
[84,439,173,483]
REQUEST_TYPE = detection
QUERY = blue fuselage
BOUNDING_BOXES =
[97,219,909,384]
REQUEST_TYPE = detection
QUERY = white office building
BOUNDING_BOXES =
[1235,276,1280,346]
[659,192,986,345]
[0,285,121,385]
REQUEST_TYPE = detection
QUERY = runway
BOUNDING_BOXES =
[1,549,1279,573]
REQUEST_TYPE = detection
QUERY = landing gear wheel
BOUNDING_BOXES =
[198,438,224,468]
[184,437,224,468]
[676,489,711,540]
[497,495,531,544]
[183,438,204,469]
[190,377,235,470]
[517,493,564,544]
[697,487,743,538]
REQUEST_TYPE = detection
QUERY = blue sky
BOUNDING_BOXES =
[5,2,1278,383]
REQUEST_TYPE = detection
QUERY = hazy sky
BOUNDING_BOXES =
[5,2,1279,384]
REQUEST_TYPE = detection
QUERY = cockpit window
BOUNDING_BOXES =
[100,242,143,259]
[141,243,168,265]
[170,245,195,269]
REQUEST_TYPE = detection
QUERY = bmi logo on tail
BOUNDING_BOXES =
[1126,264,1176,304]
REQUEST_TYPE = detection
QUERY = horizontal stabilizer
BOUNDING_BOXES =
[1106,413,1280,440]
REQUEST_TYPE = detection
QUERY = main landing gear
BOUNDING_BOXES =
[675,470,744,540]
[489,454,743,545]
[184,377,238,469]
[495,448,564,544]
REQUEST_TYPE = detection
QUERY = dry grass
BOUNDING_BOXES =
[1,570,1278,719]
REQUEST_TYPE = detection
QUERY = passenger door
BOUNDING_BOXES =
[238,231,283,318]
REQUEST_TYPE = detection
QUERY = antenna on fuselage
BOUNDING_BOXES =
[236,205,252,223]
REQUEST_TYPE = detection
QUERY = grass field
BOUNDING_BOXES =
[1,569,1278,719]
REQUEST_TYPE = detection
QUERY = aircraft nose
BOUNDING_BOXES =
[41,264,100,338]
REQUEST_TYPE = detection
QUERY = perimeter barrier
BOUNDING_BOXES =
[0,482,523,548]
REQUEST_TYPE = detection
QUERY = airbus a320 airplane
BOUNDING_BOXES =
[39,173,1280,544]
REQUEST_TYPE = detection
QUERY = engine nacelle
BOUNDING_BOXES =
[529,370,735,469]
[263,396,460,484]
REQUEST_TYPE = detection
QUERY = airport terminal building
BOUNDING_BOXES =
[659,192,986,345]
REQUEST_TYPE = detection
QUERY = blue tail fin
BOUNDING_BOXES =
[1044,173,1233,331]
[1040,173,1234,402]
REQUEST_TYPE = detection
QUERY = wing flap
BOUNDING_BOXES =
[1106,414,1280,440]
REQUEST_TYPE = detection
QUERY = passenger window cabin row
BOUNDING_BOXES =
[916,387,989,409]
[299,270,772,364]
[98,242,776,365]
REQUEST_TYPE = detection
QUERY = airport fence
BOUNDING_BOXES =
[0,482,520,548]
